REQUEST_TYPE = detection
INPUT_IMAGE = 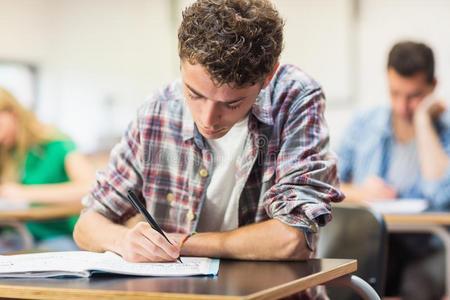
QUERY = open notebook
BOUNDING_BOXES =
[0,251,220,278]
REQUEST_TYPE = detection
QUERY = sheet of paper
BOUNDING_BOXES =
[0,251,98,275]
[370,198,428,214]
[0,198,29,211]
[0,251,219,277]
[90,252,219,276]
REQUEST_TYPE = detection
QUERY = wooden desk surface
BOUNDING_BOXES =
[0,258,356,300]
[384,212,450,225]
[0,204,83,221]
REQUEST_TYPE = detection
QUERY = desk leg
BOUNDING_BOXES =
[326,274,381,300]
[0,221,33,250]
[387,223,450,297]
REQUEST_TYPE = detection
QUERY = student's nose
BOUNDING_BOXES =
[397,96,409,117]
[201,100,221,128]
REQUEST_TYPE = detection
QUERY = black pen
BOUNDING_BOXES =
[127,190,183,263]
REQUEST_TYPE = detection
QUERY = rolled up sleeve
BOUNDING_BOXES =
[263,86,344,233]
[82,104,149,224]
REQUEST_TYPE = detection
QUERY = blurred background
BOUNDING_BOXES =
[1,0,449,154]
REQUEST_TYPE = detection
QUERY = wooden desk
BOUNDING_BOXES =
[384,213,450,296]
[0,259,378,300]
[0,204,83,249]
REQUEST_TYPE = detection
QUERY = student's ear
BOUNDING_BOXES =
[431,78,438,92]
[261,62,280,89]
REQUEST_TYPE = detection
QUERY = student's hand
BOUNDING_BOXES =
[0,182,27,201]
[414,94,446,123]
[116,221,180,263]
[167,232,189,246]
[359,176,397,202]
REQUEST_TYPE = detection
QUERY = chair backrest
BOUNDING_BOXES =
[318,203,388,299]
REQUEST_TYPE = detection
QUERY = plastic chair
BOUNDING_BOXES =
[318,203,388,299]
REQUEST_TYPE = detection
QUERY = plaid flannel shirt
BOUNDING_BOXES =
[83,64,343,299]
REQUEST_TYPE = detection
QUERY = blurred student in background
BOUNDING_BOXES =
[0,88,94,251]
[337,41,447,299]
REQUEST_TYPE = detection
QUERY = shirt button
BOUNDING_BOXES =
[166,193,175,202]
[199,168,208,178]
[187,210,196,221]
[309,223,318,233]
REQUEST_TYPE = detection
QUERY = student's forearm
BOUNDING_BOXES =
[415,113,449,179]
[73,210,128,253]
[20,181,92,204]
[181,219,311,260]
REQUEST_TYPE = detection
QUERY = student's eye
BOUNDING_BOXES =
[187,92,202,100]
[227,104,241,110]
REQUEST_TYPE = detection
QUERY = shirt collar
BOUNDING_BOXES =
[251,88,274,126]
[180,99,209,148]
[181,100,195,142]
[379,107,393,139]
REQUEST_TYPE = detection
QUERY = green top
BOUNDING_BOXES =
[20,138,78,241]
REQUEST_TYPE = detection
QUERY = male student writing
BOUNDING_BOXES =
[74,0,343,298]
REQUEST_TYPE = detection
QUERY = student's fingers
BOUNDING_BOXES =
[429,100,446,119]
[119,232,151,262]
[375,187,397,200]
[382,189,397,199]
[121,247,153,263]
[164,230,179,245]
[362,177,398,201]
[141,228,180,259]
[121,225,175,262]
[131,222,179,259]
[415,95,446,119]
[380,181,397,197]
[130,237,172,262]
[141,235,177,261]
[364,176,386,190]
[370,177,397,197]
[373,176,391,187]
[122,240,168,262]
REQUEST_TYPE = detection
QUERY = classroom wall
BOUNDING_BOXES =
[1,0,450,152]
[274,0,357,148]
[329,0,450,144]
[277,0,450,145]
[357,0,450,107]
[0,0,177,152]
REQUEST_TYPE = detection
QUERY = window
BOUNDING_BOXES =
[0,61,38,109]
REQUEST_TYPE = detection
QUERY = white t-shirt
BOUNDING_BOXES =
[386,139,420,196]
[196,116,249,232]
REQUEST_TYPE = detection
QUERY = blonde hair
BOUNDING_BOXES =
[0,88,49,181]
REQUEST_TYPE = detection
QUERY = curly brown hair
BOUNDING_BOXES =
[178,0,284,87]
